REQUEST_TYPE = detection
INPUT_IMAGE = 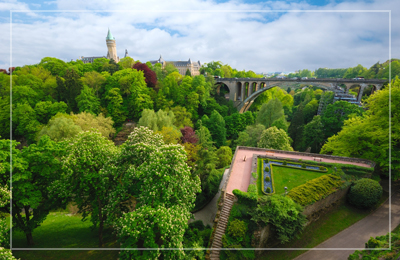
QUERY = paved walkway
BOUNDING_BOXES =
[293,186,400,260]
[225,148,372,195]
[192,169,229,227]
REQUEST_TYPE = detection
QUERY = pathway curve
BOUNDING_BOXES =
[293,187,400,260]
[192,169,229,227]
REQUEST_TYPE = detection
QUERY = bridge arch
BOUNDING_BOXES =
[215,78,386,112]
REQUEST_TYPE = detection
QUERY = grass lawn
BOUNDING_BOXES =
[272,164,327,194]
[9,212,119,260]
[258,190,390,260]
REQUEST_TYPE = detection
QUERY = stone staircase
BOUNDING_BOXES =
[209,193,236,260]
[113,122,135,146]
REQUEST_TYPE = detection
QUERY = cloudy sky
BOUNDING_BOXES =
[0,0,398,73]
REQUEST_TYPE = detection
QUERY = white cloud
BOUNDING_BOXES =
[0,0,399,72]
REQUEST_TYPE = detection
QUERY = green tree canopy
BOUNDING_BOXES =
[321,77,400,180]
[321,101,364,139]
[54,131,118,247]
[257,126,293,151]
[256,98,284,129]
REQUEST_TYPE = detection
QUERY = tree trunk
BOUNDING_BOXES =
[25,232,34,246]
[24,206,34,245]
[97,197,103,247]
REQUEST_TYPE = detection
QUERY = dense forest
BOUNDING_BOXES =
[0,56,399,259]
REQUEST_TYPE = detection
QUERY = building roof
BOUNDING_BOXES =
[106,28,115,41]
[148,56,201,68]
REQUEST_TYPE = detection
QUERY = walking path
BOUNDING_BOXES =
[293,182,400,260]
[192,169,229,227]
[225,148,372,195]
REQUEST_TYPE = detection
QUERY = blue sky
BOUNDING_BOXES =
[0,0,398,73]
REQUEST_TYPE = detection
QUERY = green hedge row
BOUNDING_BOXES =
[232,189,257,207]
[301,159,374,173]
[287,174,343,206]
[271,163,328,173]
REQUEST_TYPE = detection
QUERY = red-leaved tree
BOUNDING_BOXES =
[180,126,198,144]
[133,62,157,89]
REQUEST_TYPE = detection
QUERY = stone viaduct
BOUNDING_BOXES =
[215,78,387,112]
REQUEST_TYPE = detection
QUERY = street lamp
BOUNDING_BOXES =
[284,186,288,194]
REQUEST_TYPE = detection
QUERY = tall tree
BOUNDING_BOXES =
[100,127,200,259]
[180,126,198,144]
[76,85,100,114]
[235,124,265,148]
[54,131,118,247]
[321,77,400,180]
[133,62,157,89]
[303,115,325,153]
[207,110,226,148]
[288,105,305,151]
[258,126,293,151]
[321,101,364,139]
[256,98,284,129]
[81,71,106,97]
[5,136,64,245]
[105,88,126,126]
[64,69,83,113]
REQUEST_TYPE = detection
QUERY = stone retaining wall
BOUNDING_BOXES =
[255,185,351,250]
[303,185,351,223]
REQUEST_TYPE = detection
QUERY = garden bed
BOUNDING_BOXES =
[259,158,328,195]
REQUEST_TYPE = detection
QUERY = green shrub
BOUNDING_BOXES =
[283,161,287,165]
[265,166,270,172]
[232,189,257,206]
[287,174,343,206]
[247,184,257,195]
[266,187,271,193]
[301,163,306,168]
[265,176,270,182]
[228,219,247,239]
[319,166,324,171]
[188,220,205,231]
[348,178,382,209]
[251,171,257,179]
[193,168,224,212]
[250,195,306,243]
[265,159,269,163]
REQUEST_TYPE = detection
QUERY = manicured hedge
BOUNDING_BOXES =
[301,159,374,173]
[287,174,343,206]
[265,166,270,172]
[347,178,382,209]
[232,189,257,206]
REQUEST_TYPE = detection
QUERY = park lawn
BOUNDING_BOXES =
[9,212,119,260]
[259,190,390,260]
[272,164,327,194]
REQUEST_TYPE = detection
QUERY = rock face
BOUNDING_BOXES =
[113,122,135,146]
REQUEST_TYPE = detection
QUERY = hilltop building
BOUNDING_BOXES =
[79,30,201,76]
[80,28,120,64]
[149,55,201,76]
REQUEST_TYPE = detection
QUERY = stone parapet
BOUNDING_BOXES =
[237,146,375,168]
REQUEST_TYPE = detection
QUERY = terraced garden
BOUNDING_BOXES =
[258,158,329,195]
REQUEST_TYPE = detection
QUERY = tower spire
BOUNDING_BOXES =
[106,28,115,41]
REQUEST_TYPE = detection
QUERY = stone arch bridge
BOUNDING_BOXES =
[215,78,387,112]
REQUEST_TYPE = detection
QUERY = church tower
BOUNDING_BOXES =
[106,28,119,62]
